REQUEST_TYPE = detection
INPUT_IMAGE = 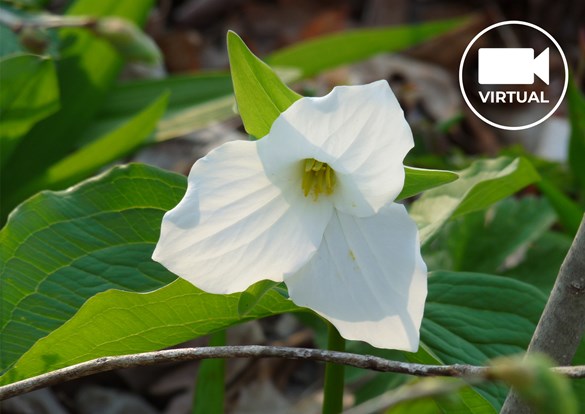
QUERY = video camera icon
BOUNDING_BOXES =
[478,48,549,85]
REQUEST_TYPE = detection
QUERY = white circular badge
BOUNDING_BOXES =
[459,20,568,130]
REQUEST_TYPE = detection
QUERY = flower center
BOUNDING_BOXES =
[301,158,336,199]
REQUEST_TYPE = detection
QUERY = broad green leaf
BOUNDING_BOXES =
[9,93,168,202]
[537,178,583,237]
[388,396,446,414]
[0,266,544,412]
[410,157,540,244]
[502,231,572,293]
[0,164,184,374]
[424,208,584,410]
[350,347,495,414]
[397,167,459,200]
[424,197,556,274]
[85,73,234,143]
[500,144,583,234]
[568,79,585,191]
[238,280,280,316]
[0,53,59,164]
[450,158,539,217]
[0,278,298,385]
[227,31,301,138]
[401,346,496,414]
[0,0,155,219]
[386,378,495,414]
[268,17,467,78]
[418,271,547,409]
[500,145,575,197]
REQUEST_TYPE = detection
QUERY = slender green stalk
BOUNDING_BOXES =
[192,330,226,414]
[322,323,346,414]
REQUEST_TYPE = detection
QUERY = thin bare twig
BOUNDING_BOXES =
[1,345,584,401]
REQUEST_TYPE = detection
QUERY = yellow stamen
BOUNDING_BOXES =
[301,158,336,200]
[316,168,324,195]
[302,169,313,196]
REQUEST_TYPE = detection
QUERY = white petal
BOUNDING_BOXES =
[153,140,333,294]
[258,80,413,217]
[285,203,427,350]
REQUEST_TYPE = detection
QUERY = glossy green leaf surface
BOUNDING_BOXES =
[350,268,547,414]
[424,197,556,274]
[0,278,298,385]
[410,157,540,244]
[0,164,184,375]
[347,340,495,413]
[502,231,571,293]
[418,271,547,409]
[0,157,547,397]
[0,154,543,385]
[238,280,281,316]
[268,17,467,77]
[227,31,301,138]
[386,378,496,414]
[0,53,59,164]
[398,167,459,200]
[0,269,545,409]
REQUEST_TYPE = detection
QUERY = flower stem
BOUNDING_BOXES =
[322,323,346,414]
[192,330,226,414]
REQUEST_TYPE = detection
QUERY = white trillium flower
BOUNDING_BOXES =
[153,80,427,351]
